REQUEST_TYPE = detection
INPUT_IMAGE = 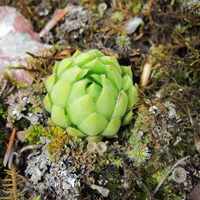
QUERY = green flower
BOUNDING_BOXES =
[43,49,138,142]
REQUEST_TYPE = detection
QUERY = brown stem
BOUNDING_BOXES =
[3,124,18,168]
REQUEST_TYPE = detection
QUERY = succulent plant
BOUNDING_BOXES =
[43,49,138,141]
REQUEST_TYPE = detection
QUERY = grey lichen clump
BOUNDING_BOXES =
[47,6,92,45]
[25,137,79,200]
[25,135,110,199]
[6,87,43,125]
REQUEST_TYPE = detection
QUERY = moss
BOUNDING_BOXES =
[42,126,70,162]
[25,125,43,144]
[2,71,28,88]
[1,0,200,199]
[25,125,72,162]
[0,104,7,119]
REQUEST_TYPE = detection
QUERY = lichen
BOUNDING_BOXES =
[6,84,44,125]
[25,137,80,200]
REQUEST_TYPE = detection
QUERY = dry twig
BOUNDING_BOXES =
[153,155,190,197]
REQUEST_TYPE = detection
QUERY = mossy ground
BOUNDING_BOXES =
[0,0,200,199]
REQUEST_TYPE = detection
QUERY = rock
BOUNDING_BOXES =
[187,184,200,200]
[0,6,46,86]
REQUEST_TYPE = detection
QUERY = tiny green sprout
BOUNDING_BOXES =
[133,3,142,12]
[177,60,187,66]
[150,45,165,57]
[40,19,45,26]
[153,69,164,79]
[183,18,200,29]
[113,158,123,168]
[185,42,198,53]
[126,145,151,166]
[170,0,175,6]
[116,34,131,52]
[33,197,42,200]
[111,12,124,23]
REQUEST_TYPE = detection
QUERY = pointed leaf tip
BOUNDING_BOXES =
[78,113,108,136]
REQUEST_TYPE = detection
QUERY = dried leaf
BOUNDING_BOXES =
[194,133,200,152]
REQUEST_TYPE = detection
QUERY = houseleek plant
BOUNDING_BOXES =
[43,49,138,141]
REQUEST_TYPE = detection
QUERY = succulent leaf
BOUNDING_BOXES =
[82,58,106,74]
[59,66,81,82]
[112,90,128,118]
[52,61,59,74]
[76,68,89,80]
[86,83,102,103]
[99,56,122,74]
[67,127,86,138]
[56,57,73,77]
[90,74,102,86]
[127,85,137,111]
[104,65,122,90]
[46,74,56,94]
[78,112,108,136]
[66,79,87,107]
[51,81,70,108]
[101,74,118,99]
[122,74,133,91]
[73,53,96,66]
[86,49,104,57]
[101,118,121,137]
[68,94,95,125]
[95,84,115,120]
[132,83,139,106]
[87,136,103,142]
[51,105,69,128]
[121,66,133,78]
[43,94,52,113]
[122,110,133,125]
